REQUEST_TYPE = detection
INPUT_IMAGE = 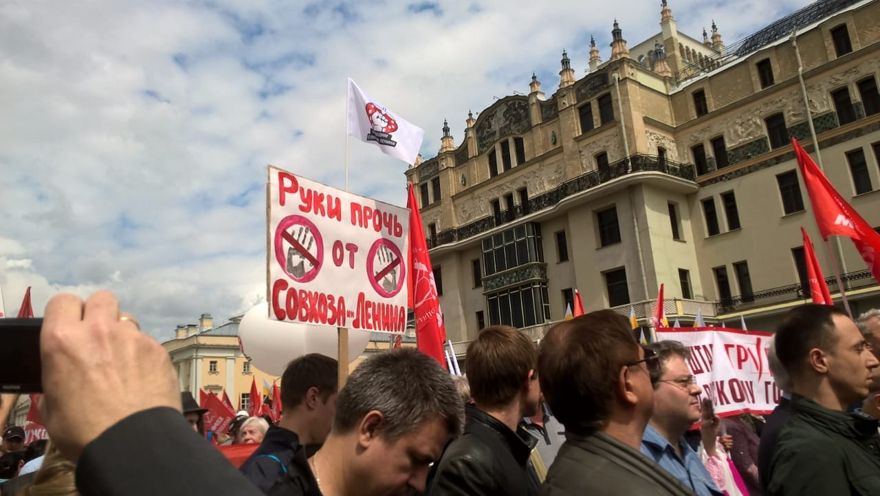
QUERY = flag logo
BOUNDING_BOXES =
[365,103,399,146]
[833,214,854,230]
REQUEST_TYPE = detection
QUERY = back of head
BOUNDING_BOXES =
[334,348,464,440]
[465,325,537,408]
[539,310,640,435]
[281,353,339,411]
[775,304,847,380]
[25,442,76,496]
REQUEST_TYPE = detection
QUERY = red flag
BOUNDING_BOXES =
[802,228,834,305]
[573,290,585,317]
[201,391,235,434]
[26,394,42,425]
[247,377,262,417]
[652,284,669,328]
[271,382,282,422]
[17,287,33,318]
[217,444,259,469]
[406,184,447,369]
[794,138,880,282]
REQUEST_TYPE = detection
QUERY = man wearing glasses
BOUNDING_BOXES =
[640,340,724,496]
[538,310,691,495]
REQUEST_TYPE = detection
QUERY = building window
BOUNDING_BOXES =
[431,177,441,204]
[476,311,485,330]
[518,187,529,215]
[668,202,682,240]
[721,191,741,230]
[595,151,609,172]
[514,137,526,165]
[489,149,499,177]
[791,246,810,298]
[756,58,774,88]
[597,206,622,247]
[555,230,569,262]
[579,102,595,133]
[702,197,720,236]
[714,266,732,305]
[832,87,856,125]
[598,93,614,124]
[693,89,708,117]
[472,259,482,288]
[858,77,880,117]
[243,360,251,374]
[692,143,708,175]
[711,136,729,169]
[765,113,788,149]
[486,282,550,328]
[501,140,512,171]
[679,269,693,299]
[831,23,852,57]
[240,393,251,412]
[733,261,754,302]
[846,148,872,194]
[428,223,437,244]
[562,288,574,315]
[419,182,430,207]
[490,199,501,220]
[209,360,218,373]
[433,266,443,296]
[777,170,805,214]
[658,147,667,168]
[604,267,630,307]
[481,223,543,276]
[503,192,515,212]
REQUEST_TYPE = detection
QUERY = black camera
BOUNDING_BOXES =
[0,318,43,393]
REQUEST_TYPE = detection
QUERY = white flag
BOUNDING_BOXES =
[694,307,705,327]
[0,285,5,318]
[347,78,425,164]
[740,314,748,331]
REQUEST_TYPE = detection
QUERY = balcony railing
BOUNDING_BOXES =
[717,269,879,313]
[427,154,695,248]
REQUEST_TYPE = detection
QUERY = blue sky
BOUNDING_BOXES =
[0,0,814,338]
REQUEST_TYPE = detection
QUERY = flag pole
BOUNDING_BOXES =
[338,79,352,387]
[791,31,852,316]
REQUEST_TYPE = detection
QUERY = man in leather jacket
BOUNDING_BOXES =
[428,325,541,495]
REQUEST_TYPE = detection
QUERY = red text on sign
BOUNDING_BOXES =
[350,203,403,237]
[272,279,347,326]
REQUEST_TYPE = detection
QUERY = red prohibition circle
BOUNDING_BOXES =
[366,238,406,298]
[274,215,324,283]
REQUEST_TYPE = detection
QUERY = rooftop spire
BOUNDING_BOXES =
[559,50,576,88]
[588,35,602,72]
[529,72,542,94]
[439,118,454,152]
[442,119,450,137]
[610,20,630,60]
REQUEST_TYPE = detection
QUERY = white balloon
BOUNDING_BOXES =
[238,303,371,376]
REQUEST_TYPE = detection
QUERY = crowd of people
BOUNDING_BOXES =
[0,291,879,495]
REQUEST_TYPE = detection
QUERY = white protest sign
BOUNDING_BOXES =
[267,166,409,334]
[657,327,780,416]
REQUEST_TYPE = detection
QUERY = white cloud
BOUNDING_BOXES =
[0,0,813,338]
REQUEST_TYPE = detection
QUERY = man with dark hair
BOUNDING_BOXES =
[269,348,464,496]
[241,353,338,493]
[767,304,880,495]
[757,337,793,491]
[428,325,541,495]
[641,340,723,496]
[538,310,690,495]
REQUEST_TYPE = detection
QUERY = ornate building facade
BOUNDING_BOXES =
[406,0,880,350]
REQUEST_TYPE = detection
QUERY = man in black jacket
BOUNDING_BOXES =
[428,325,541,496]
[241,353,338,492]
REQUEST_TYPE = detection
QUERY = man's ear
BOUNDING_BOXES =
[619,366,639,406]
[808,348,829,374]
[356,410,385,449]
[304,386,319,410]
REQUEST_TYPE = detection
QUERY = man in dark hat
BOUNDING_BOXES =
[181,392,209,436]
[2,426,25,455]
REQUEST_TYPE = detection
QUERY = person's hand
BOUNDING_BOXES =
[40,291,181,461]
[700,399,721,456]
[719,434,734,451]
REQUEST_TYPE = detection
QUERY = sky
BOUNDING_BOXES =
[0,0,815,340]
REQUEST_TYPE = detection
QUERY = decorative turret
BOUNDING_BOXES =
[660,0,673,22]
[466,110,475,129]
[610,20,630,60]
[711,20,724,52]
[703,28,711,46]
[652,42,672,77]
[588,35,602,72]
[440,119,455,152]
[559,50,576,88]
